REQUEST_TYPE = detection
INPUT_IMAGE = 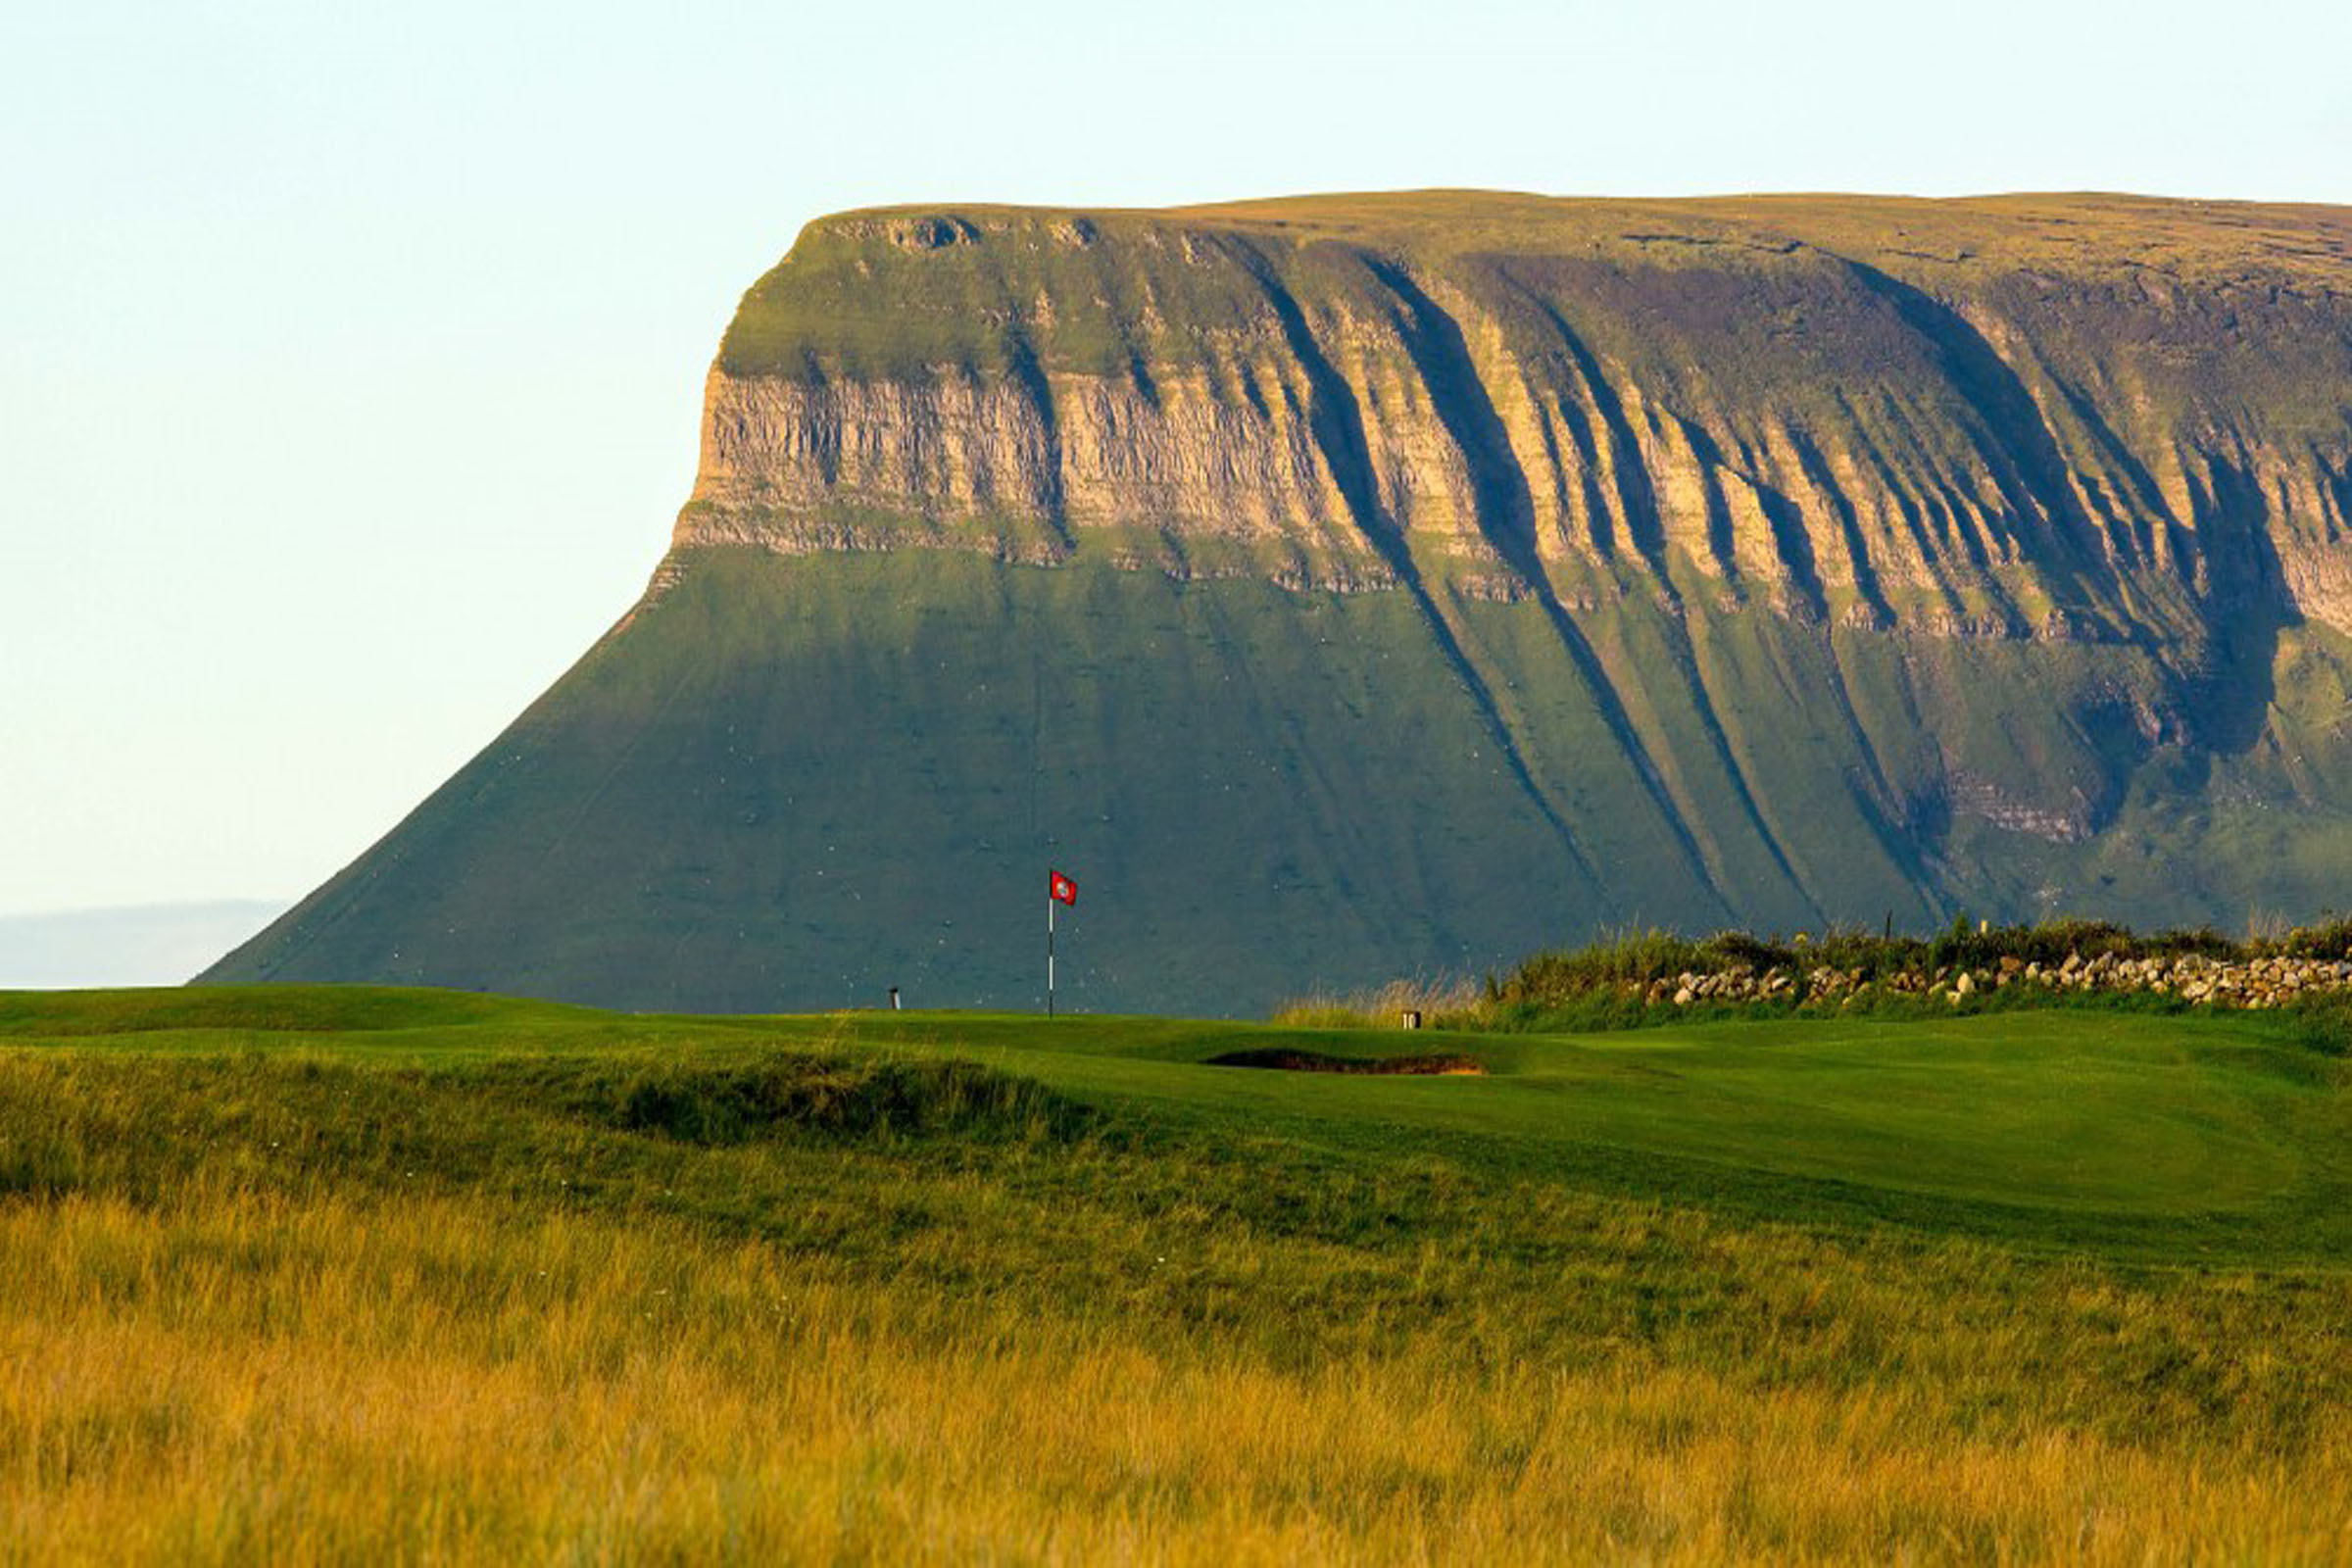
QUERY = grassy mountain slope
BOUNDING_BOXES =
[6,988,2350,1559]
[207,544,2352,1014]
[198,551,1826,1013]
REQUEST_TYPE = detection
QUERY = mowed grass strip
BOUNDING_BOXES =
[3,987,2350,1563]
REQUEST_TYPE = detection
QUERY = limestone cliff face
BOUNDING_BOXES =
[662,192,2352,858]
[681,192,2352,639]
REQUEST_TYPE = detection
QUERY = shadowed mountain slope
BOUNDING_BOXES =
[207,192,2352,1013]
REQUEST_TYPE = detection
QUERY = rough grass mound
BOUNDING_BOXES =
[0,1050,1102,1206]
[610,1056,1096,1146]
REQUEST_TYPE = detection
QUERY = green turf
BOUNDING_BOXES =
[12,985,2347,1267]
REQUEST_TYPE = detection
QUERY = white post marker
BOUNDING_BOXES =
[1048,869,1077,1016]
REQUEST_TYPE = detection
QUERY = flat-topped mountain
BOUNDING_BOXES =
[207,192,2352,1013]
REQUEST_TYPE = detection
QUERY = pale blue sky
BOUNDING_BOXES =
[5,0,2348,922]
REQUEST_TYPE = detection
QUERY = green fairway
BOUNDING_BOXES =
[9,985,2346,1262]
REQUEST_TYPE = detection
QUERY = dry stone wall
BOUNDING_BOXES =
[1642,949,2352,1009]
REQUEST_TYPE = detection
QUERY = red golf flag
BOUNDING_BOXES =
[1050,870,1077,906]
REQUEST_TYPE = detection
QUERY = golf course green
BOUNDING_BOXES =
[4,985,2347,1562]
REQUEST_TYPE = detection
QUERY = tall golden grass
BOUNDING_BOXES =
[1272,975,1486,1030]
[6,1180,2346,1565]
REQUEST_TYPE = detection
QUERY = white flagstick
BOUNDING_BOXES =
[1047,881,1056,1018]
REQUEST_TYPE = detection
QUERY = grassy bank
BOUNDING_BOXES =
[3,987,2350,1562]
